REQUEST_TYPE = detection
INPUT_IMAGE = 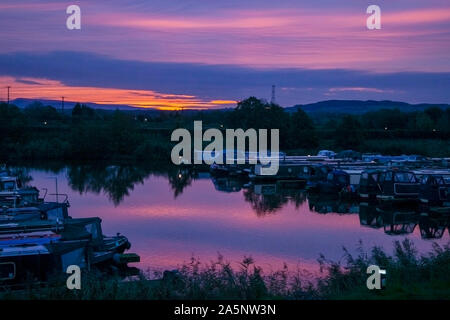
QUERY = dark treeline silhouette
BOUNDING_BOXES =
[1,97,449,162]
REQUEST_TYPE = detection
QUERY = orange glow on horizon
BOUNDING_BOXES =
[0,76,236,110]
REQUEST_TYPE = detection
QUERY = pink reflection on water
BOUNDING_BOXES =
[29,169,449,275]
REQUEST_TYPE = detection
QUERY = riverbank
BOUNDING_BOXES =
[2,239,449,300]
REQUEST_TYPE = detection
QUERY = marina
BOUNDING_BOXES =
[1,151,449,288]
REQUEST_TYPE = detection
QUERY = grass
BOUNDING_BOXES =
[1,239,449,300]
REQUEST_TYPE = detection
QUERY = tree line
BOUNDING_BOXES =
[1,98,449,162]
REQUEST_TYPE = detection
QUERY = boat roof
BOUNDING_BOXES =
[0,244,50,257]
[413,169,450,175]
[0,233,61,247]
[0,217,101,235]
[342,169,364,174]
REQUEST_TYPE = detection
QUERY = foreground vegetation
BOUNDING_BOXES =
[2,239,449,300]
[1,98,449,162]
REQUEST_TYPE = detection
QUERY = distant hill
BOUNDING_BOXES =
[286,100,450,114]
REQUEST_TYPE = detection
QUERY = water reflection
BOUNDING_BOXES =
[307,194,359,215]
[167,167,197,198]
[67,165,150,205]
[359,204,450,240]
[11,163,449,271]
[243,184,307,216]
[41,164,201,204]
[22,164,448,240]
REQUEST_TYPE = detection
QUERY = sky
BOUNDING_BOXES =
[0,0,449,109]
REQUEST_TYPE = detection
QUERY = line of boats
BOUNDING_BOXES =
[206,151,450,212]
[205,152,450,240]
[0,168,139,288]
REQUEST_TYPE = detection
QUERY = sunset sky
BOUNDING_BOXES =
[0,0,449,109]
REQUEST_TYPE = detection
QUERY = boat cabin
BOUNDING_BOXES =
[0,239,89,286]
[314,170,350,194]
[376,170,420,202]
[0,176,40,206]
[0,201,69,224]
[0,216,134,286]
[359,169,383,200]
[418,174,450,207]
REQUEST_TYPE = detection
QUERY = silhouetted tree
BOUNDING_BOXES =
[334,115,363,149]
[288,108,318,149]
[72,103,97,119]
[424,107,444,124]
[25,101,60,121]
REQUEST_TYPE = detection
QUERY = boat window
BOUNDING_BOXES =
[385,172,393,181]
[46,207,63,220]
[0,262,15,280]
[84,222,99,240]
[2,181,15,191]
[362,173,368,179]
[420,175,429,184]
[327,173,334,181]
[394,172,416,183]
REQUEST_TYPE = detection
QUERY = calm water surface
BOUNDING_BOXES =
[18,165,449,273]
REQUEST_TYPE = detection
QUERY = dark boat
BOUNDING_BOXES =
[418,172,450,207]
[0,217,138,287]
[304,165,333,191]
[0,201,69,223]
[0,238,90,287]
[376,170,420,203]
[250,162,308,185]
[311,169,361,197]
[0,175,41,207]
[359,169,383,201]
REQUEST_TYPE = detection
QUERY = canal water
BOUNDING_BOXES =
[16,164,449,274]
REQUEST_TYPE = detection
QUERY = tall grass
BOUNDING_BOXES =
[1,239,449,300]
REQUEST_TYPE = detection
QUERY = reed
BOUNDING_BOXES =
[1,239,449,300]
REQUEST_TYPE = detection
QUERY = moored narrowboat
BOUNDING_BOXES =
[0,214,138,287]
[0,201,70,224]
[0,237,90,287]
[418,173,450,207]
[359,169,384,201]
[0,175,41,207]
[310,169,361,197]
[376,170,420,203]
